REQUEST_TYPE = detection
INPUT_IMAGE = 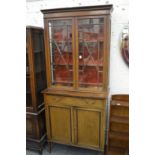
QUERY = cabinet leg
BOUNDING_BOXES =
[48,142,52,153]
[101,151,104,155]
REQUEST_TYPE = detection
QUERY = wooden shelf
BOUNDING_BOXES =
[107,146,128,155]
[26,74,30,78]
[34,49,43,53]
[79,39,104,43]
[109,131,128,141]
[79,82,102,86]
[79,64,103,67]
[35,70,45,74]
[110,116,129,124]
[111,100,129,107]
[26,90,31,94]
[52,63,73,66]
[50,40,72,43]
[53,81,73,85]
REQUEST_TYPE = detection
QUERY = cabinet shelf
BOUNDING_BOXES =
[107,146,127,155]
[50,40,72,44]
[109,132,128,141]
[53,81,73,85]
[50,39,104,44]
[26,74,30,78]
[26,90,31,94]
[79,39,104,43]
[111,100,129,107]
[110,116,129,124]
[34,49,43,53]
[52,63,73,66]
[79,82,102,86]
[79,64,103,67]
[35,70,45,74]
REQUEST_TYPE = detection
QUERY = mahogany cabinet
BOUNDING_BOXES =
[26,26,47,155]
[107,95,129,155]
[41,5,113,153]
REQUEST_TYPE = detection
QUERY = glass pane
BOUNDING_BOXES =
[78,17,104,89]
[33,32,42,52]
[26,53,32,107]
[49,19,73,86]
[34,31,46,106]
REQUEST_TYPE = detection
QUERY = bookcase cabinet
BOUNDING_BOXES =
[41,5,113,153]
[26,26,47,155]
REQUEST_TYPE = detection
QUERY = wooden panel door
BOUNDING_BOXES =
[49,106,72,143]
[74,108,101,148]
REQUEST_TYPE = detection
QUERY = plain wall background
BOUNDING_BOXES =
[26,0,129,95]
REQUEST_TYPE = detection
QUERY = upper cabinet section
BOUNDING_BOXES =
[41,5,113,93]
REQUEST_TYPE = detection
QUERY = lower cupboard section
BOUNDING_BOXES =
[45,98,106,151]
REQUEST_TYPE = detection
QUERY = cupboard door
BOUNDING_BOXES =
[74,108,101,148]
[49,106,72,143]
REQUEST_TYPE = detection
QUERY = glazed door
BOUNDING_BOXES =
[76,17,106,91]
[26,28,36,112]
[49,106,72,144]
[26,52,32,108]
[48,19,75,87]
[32,29,46,107]
[74,107,102,149]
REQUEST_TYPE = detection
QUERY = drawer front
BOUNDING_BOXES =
[44,94,106,109]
